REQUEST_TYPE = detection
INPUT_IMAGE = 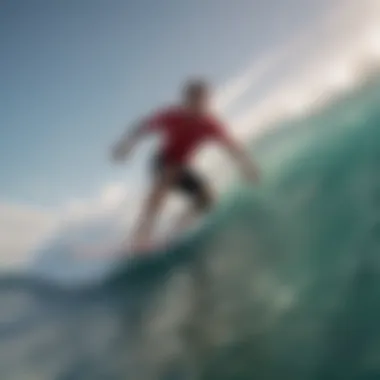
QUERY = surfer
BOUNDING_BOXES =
[111,79,260,250]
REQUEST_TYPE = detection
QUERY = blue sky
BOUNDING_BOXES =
[0,0,332,207]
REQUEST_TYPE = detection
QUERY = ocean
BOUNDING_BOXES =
[1,77,380,380]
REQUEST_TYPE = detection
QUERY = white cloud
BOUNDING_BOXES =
[62,182,129,223]
[0,183,141,269]
[0,203,58,268]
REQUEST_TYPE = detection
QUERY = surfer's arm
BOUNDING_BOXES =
[111,111,167,162]
[211,120,260,182]
[111,119,149,162]
[223,138,260,183]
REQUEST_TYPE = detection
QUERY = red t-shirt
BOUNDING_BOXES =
[144,106,230,164]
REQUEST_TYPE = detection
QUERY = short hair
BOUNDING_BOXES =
[182,78,210,99]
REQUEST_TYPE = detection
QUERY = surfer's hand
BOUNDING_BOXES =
[110,142,131,163]
[225,141,260,185]
[110,146,124,163]
[243,164,260,184]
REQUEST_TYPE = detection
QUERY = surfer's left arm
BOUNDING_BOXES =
[211,121,260,183]
[224,139,260,183]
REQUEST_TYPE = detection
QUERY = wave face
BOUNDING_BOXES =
[1,79,380,380]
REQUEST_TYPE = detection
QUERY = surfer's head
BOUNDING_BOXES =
[182,78,211,112]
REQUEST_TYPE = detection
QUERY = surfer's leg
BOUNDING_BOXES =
[133,165,178,249]
[180,167,215,211]
[172,168,215,235]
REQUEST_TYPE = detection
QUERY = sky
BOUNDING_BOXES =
[0,0,333,206]
[0,0,379,270]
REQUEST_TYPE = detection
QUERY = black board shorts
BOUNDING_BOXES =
[151,152,208,207]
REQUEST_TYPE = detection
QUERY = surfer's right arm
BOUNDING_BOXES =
[110,119,148,162]
[110,110,167,163]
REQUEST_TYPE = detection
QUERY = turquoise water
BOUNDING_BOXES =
[1,78,380,379]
